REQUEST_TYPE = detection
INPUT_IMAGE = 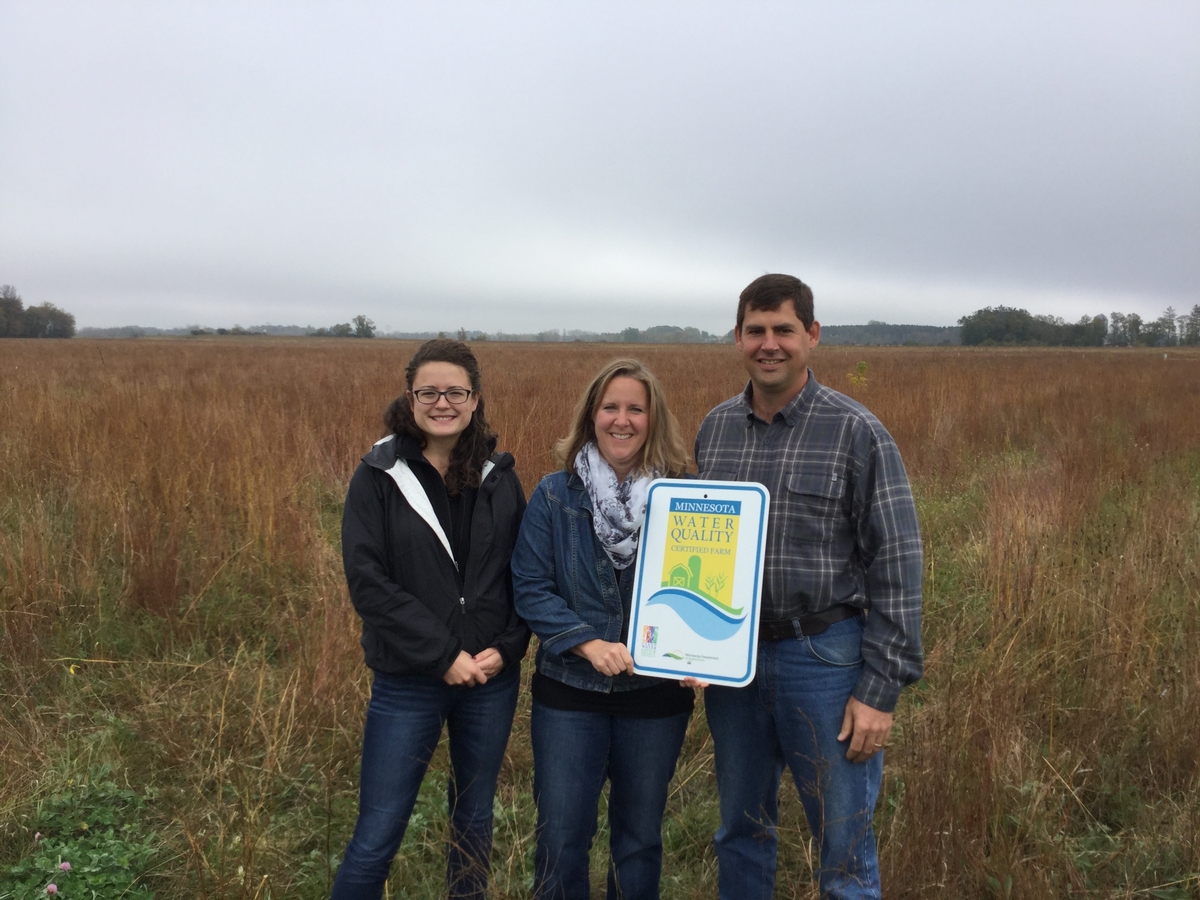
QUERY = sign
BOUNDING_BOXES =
[628,479,769,686]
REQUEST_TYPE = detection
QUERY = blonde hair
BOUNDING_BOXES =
[553,358,690,478]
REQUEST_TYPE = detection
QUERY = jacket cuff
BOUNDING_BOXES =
[495,631,531,670]
[435,638,465,678]
[499,628,532,672]
[543,624,601,658]
[852,670,902,714]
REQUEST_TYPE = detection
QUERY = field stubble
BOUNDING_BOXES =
[1,339,1198,898]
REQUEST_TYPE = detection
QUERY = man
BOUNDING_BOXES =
[694,274,923,900]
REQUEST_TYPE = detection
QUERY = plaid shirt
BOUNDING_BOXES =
[694,372,923,711]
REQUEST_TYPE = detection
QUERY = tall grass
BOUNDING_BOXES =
[1,339,1197,898]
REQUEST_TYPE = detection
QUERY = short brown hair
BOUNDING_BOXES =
[736,273,815,331]
[553,358,690,478]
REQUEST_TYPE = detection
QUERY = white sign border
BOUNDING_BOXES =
[627,478,769,687]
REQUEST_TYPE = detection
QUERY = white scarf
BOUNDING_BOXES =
[575,442,655,570]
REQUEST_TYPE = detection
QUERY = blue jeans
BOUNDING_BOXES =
[531,700,690,900]
[330,665,520,900]
[705,616,883,900]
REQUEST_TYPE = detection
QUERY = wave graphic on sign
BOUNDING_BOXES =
[646,588,747,641]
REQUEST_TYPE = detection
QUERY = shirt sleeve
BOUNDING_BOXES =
[850,425,924,712]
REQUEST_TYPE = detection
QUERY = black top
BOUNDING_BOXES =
[532,672,694,718]
[341,433,530,677]
[409,454,478,571]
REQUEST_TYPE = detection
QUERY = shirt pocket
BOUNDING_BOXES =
[783,469,844,543]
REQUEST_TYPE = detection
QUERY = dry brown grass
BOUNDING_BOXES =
[2,338,1198,898]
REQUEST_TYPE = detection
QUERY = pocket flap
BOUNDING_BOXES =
[786,470,841,500]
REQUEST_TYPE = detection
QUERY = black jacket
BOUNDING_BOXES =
[341,433,530,677]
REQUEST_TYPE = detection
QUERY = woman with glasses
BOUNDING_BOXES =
[512,359,693,900]
[332,339,529,900]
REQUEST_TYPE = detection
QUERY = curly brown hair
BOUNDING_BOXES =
[383,339,497,495]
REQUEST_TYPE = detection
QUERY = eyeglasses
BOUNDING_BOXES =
[410,388,474,405]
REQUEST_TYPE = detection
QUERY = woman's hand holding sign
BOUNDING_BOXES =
[573,639,635,676]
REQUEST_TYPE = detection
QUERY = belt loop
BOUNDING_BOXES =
[790,617,803,639]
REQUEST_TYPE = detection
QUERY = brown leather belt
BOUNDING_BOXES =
[759,605,862,641]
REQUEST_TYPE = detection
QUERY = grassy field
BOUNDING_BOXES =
[1,338,1198,899]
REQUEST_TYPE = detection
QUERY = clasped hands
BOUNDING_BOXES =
[442,647,506,686]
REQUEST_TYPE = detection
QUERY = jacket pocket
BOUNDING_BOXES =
[784,470,844,543]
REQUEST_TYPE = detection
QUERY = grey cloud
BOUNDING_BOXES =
[1,1,1196,329]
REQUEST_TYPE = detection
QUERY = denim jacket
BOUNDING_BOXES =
[512,470,663,693]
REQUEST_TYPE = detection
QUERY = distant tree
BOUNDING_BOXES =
[310,322,354,337]
[1142,307,1179,347]
[0,288,76,338]
[620,327,640,343]
[456,327,467,341]
[0,284,24,336]
[1056,314,1106,347]
[22,303,76,338]
[1183,305,1200,347]
[1126,313,1143,345]
[960,306,1104,346]
[959,306,1039,344]
[1107,312,1128,345]
[644,325,685,343]
[354,315,377,338]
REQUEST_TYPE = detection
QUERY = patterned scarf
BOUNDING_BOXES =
[575,442,655,570]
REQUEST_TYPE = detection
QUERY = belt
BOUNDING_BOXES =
[759,605,862,641]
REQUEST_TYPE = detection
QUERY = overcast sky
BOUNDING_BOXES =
[2,1,1197,333]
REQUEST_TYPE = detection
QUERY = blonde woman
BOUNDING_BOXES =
[512,359,692,900]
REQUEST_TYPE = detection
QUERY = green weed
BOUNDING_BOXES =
[3,766,160,899]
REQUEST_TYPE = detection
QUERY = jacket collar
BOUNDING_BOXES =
[361,432,417,471]
[565,470,594,512]
[362,432,515,487]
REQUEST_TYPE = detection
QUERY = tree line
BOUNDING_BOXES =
[309,315,376,338]
[0,285,76,338]
[12,287,1200,348]
[959,305,1200,347]
[819,322,960,346]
